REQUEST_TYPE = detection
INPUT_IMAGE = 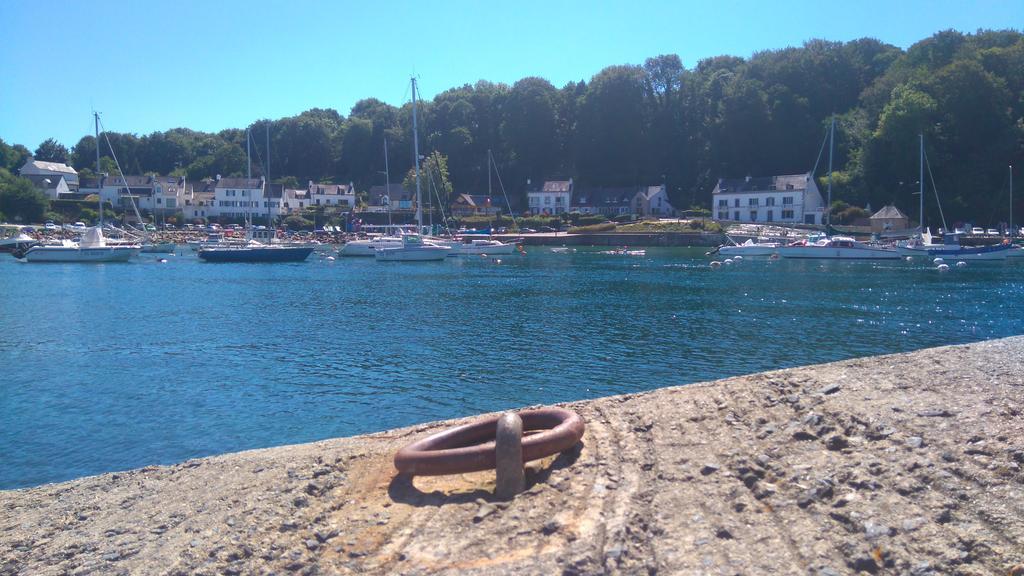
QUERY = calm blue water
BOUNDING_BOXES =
[2,248,1022,489]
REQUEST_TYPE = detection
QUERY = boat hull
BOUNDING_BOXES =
[141,242,176,253]
[898,245,1011,261]
[339,238,403,257]
[778,246,901,259]
[375,246,450,261]
[718,245,779,257]
[198,246,314,262]
[452,242,518,256]
[19,246,139,262]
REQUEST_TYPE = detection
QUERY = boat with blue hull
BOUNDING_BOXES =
[198,243,313,262]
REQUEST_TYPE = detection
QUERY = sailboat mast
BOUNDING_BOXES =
[384,138,392,229]
[247,130,251,180]
[1011,165,1014,236]
[826,115,834,228]
[95,112,103,227]
[919,134,925,234]
[412,77,423,231]
[266,124,271,228]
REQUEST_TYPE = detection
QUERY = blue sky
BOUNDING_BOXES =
[1,0,1021,150]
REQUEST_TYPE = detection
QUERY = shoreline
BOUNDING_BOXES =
[2,337,1022,574]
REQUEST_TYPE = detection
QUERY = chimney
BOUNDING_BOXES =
[745,175,751,182]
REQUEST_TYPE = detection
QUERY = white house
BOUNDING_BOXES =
[367,183,413,213]
[307,181,356,210]
[182,179,216,221]
[633,185,676,217]
[711,173,825,224]
[24,174,70,200]
[527,179,572,215]
[77,174,186,214]
[572,187,634,216]
[19,159,79,190]
[213,177,265,220]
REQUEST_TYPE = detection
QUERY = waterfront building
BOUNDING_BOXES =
[633,185,677,217]
[19,159,79,190]
[572,187,634,216]
[182,179,216,222]
[870,205,910,233]
[527,179,572,215]
[366,183,414,213]
[77,174,187,215]
[451,194,501,217]
[24,174,70,200]
[213,177,265,221]
[308,182,356,210]
[711,173,825,224]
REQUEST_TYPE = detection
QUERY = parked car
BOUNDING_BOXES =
[44,221,58,230]
[539,226,557,232]
[971,227,984,235]
[986,228,999,236]
[519,228,536,233]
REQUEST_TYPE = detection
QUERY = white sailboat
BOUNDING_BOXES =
[447,150,519,256]
[341,138,403,256]
[374,77,450,264]
[15,113,141,263]
[897,135,1011,261]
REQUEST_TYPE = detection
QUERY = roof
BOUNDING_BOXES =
[24,174,64,188]
[640,185,666,200]
[453,194,493,207]
[870,205,908,220]
[714,173,812,194]
[192,179,217,195]
[541,180,572,193]
[309,183,353,195]
[106,175,153,187]
[23,160,77,175]
[265,183,285,199]
[216,177,263,190]
[573,187,635,207]
[369,183,411,204]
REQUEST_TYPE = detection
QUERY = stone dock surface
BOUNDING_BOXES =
[2,338,1022,575]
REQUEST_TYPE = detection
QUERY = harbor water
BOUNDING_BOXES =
[2,247,1022,489]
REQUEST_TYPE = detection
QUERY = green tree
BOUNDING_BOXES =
[0,169,49,222]
[34,138,69,163]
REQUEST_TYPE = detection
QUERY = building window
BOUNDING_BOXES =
[718,211,727,220]
[782,209,794,219]
[783,196,794,205]
[718,199,727,208]
[733,198,740,207]
[555,196,563,205]
[544,196,551,205]
[766,197,775,206]
[767,210,774,222]
[787,184,794,190]
[750,210,757,221]
[734,211,740,220]
[749,198,759,207]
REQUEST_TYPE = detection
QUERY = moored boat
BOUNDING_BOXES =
[716,237,780,257]
[450,238,518,256]
[374,234,450,261]
[339,235,404,256]
[197,241,314,263]
[0,225,36,254]
[14,226,140,262]
[777,236,901,259]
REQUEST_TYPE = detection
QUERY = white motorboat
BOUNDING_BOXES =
[375,234,450,261]
[777,236,901,259]
[141,242,176,253]
[15,226,140,262]
[450,238,519,256]
[0,225,36,253]
[339,235,404,256]
[716,237,780,257]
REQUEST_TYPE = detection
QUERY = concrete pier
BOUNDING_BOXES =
[2,338,1022,575]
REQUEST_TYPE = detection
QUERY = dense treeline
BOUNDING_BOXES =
[4,29,1023,225]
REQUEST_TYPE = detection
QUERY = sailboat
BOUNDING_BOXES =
[374,78,450,262]
[14,113,141,262]
[447,150,519,256]
[896,135,1011,261]
[777,117,899,260]
[340,138,404,256]
[198,126,313,263]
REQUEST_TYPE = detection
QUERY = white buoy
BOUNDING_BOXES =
[956,261,966,267]
[495,259,502,264]
[905,256,913,262]
[326,256,335,261]
[933,257,944,265]
[724,259,733,266]
[937,263,950,271]
[157,258,167,263]
[710,261,722,269]
[733,255,743,261]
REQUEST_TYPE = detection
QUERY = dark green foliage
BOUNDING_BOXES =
[0,169,48,222]
[6,29,1022,226]
[34,138,69,163]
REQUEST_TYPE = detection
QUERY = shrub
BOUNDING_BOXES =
[567,222,616,233]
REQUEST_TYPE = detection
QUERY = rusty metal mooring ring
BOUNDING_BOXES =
[394,407,585,476]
